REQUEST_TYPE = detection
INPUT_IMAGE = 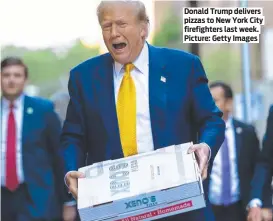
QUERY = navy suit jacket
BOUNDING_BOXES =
[61,45,225,216]
[18,95,62,219]
[251,105,273,207]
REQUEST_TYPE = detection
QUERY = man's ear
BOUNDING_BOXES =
[140,22,149,39]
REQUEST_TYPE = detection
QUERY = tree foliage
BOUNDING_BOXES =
[152,13,185,50]
[1,40,100,96]
[202,46,241,91]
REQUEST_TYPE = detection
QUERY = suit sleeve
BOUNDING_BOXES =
[251,106,273,206]
[60,70,87,202]
[190,55,225,164]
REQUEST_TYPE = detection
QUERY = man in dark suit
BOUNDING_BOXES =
[247,105,273,221]
[60,1,225,220]
[208,82,269,221]
[1,57,63,221]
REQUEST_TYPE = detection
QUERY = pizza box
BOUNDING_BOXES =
[77,142,205,221]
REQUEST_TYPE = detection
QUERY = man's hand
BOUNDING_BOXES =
[248,207,262,221]
[63,205,77,221]
[188,143,210,180]
[261,208,273,221]
[65,171,85,200]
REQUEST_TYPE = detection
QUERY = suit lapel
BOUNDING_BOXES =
[148,45,167,149]
[93,54,123,159]
[233,119,242,162]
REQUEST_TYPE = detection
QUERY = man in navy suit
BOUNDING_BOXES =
[1,57,63,221]
[208,82,272,221]
[247,105,273,221]
[61,1,225,220]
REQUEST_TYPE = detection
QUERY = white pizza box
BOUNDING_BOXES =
[77,142,205,221]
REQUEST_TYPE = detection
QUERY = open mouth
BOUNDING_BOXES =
[113,43,127,50]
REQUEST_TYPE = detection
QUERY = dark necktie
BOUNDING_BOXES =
[221,135,231,205]
[6,103,19,191]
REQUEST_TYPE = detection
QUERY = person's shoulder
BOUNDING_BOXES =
[149,44,200,62]
[70,53,111,74]
[232,118,256,132]
[26,95,54,112]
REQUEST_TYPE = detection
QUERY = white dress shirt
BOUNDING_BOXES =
[1,95,25,186]
[209,117,240,205]
[113,42,154,153]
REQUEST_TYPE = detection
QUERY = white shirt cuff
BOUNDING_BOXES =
[248,199,263,209]
[64,200,77,206]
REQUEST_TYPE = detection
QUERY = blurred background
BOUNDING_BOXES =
[1,0,273,141]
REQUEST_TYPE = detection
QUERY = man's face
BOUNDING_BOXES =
[100,3,147,64]
[1,65,27,98]
[210,86,232,119]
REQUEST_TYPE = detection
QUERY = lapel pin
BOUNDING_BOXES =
[27,107,33,114]
[160,76,166,83]
[236,127,242,134]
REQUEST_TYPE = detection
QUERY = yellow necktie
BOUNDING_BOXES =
[116,63,137,157]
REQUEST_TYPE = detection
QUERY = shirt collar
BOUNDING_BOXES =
[225,115,233,129]
[1,94,25,110]
[114,42,149,77]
